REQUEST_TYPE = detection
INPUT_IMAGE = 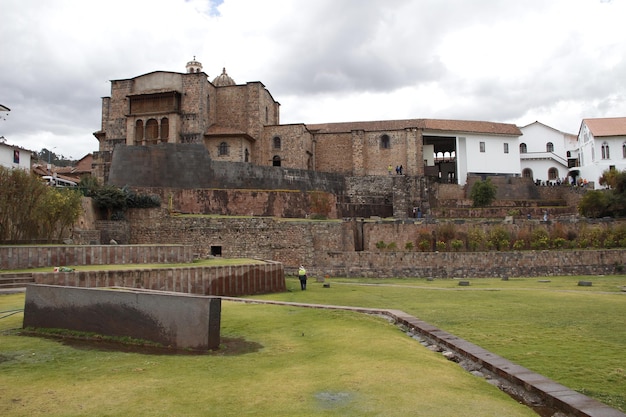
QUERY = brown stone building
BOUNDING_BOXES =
[93,58,522,187]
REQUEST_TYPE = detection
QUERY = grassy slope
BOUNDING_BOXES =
[0,293,535,417]
[257,275,626,412]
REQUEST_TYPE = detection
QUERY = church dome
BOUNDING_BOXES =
[212,67,236,86]
[186,56,203,73]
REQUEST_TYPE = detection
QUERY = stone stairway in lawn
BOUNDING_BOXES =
[0,273,34,289]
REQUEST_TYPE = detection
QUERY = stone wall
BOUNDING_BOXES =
[24,285,222,350]
[315,249,625,278]
[123,212,626,278]
[107,143,346,192]
[32,262,285,296]
[0,244,193,270]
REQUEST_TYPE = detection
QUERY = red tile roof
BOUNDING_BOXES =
[306,118,521,136]
[583,117,626,137]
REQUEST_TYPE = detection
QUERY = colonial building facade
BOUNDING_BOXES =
[92,58,523,187]
[577,117,626,188]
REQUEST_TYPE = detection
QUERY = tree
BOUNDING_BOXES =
[470,178,497,207]
[580,169,626,218]
[0,166,82,242]
[578,190,610,218]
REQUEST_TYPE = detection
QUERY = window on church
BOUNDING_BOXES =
[623,143,626,158]
[520,143,527,153]
[503,143,509,154]
[135,120,144,145]
[380,134,390,149]
[145,119,158,144]
[273,136,281,149]
[602,142,610,159]
[546,142,554,152]
[218,142,229,156]
[273,155,281,167]
[479,142,485,153]
[245,148,249,162]
[160,118,169,141]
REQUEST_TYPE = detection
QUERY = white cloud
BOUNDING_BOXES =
[1,0,625,158]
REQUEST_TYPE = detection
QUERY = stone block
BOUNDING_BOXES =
[23,284,221,350]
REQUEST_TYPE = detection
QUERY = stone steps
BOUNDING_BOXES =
[0,273,34,289]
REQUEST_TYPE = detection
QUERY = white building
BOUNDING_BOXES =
[519,121,578,185]
[0,141,33,172]
[577,117,626,189]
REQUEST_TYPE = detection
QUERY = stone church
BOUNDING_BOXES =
[91,58,524,218]
[93,57,521,181]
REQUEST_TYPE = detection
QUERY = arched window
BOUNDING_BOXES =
[520,143,527,153]
[273,136,281,149]
[380,134,390,149]
[522,168,533,179]
[145,119,158,144]
[548,167,558,180]
[134,120,144,145]
[244,148,249,162]
[622,143,626,158]
[272,155,281,167]
[160,117,169,142]
[602,142,610,159]
[218,142,229,156]
[546,142,554,152]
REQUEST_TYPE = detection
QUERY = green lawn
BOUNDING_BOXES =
[1,274,624,416]
[256,275,626,412]
[1,293,534,417]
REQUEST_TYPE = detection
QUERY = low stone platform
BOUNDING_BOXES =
[24,284,221,350]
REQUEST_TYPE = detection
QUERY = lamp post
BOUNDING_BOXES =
[47,147,56,173]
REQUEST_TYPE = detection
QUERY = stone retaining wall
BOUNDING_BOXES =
[0,245,193,270]
[314,249,625,278]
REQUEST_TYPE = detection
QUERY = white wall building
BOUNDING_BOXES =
[519,121,578,185]
[577,117,626,189]
[0,141,33,172]
[456,133,521,181]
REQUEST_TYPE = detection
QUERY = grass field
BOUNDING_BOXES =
[258,275,626,412]
[1,274,624,416]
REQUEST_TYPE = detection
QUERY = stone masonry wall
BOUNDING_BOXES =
[315,249,625,278]
[0,244,194,270]
[123,212,626,278]
[315,132,354,174]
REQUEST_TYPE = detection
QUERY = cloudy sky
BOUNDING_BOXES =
[1,0,625,159]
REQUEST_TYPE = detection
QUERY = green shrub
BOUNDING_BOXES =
[512,240,526,250]
[487,226,510,250]
[405,241,414,251]
[435,241,446,251]
[451,239,464,251]
[578,190,610,218]
[418,240,431,252]
[376,241,387,250]
[552,237,567,249]
[387,242,398,250]
[467,227,485,251]
[470,178,497,207]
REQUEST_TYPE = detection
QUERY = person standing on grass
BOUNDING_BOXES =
[298,265,307,290]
